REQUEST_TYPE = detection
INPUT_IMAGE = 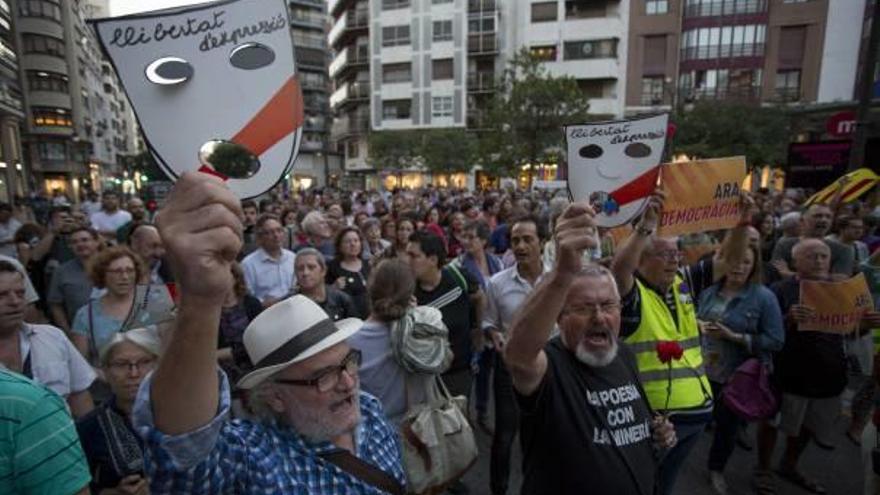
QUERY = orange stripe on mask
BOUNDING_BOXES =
[232,76,304,156]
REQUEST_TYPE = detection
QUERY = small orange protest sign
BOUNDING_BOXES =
[657,157,747,237]
[799,273,873,334]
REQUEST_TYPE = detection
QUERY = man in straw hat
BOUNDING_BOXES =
[132,172,405,494]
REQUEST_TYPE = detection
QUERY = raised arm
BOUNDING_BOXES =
[712,193,754,282]
[504,202,597,395]
[610,192,663,296]
[151,172,242,435]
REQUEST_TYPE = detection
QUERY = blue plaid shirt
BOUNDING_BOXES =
[132,370,406,494]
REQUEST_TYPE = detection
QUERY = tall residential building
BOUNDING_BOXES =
[290,0,340,189]
[0,0,26,203]
[16,0,136,200]
[625,0,835,114]
[330,0,630,187]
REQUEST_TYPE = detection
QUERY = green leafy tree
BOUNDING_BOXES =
[672,101,791,169]
[475,48,593,179]
[368,128,476,174]
[367,130,421,170]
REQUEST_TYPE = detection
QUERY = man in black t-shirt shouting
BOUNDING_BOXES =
[505,202,676,495]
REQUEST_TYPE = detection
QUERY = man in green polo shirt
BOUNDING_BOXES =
[0,368,90,495]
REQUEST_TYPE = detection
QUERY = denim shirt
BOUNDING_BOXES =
[697,282,785,383]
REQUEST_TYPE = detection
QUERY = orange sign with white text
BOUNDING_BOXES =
[799,274,872,334]
[657,157,747,237]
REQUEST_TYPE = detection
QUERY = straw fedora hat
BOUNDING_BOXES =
[236,295,362,390]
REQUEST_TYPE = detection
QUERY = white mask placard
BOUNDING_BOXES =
[565,114,669,228]
[90,0,303,199]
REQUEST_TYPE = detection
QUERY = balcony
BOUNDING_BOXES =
[289,0,325,8]
[290,11,326,30]
[773,87,800,103]
[468,0,496,13]
[330,81,370,110]
[680,43,765,61]
[329,9,368,48]
[683,0,767,18]
[678,85,760,103]
[293,32,326,50]
[329,0,358,18]
[468,33,498,55]
[331,116,370,138]
[329,45,369,79]
[467,72,495,92]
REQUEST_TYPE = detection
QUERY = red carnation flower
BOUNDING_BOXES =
[655,341,684,363]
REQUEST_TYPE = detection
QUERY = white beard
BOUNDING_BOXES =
[562,331,619,368]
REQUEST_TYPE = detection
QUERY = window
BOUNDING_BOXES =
[382,62,412,83]
[433,0,453,3]
[433,59,454,80]
[684,0,767,17]
[346,139,359,158]
[530,45,557,61]
[563,39,618,60]
[577,79,605,98]
[641,76,666,105]
[21,33,65,58]
[432,96,453,118]
[382,25,411,47]
[468,16,495,33]
[26,70,68,93]
[775,69,800,102]
[565,1,606,19]
[531,2,557,22]
[37,142,65,160]
[433,20,453,42]
[19,0,61,22]
[382,0,410,10]
[646,0,668,14]
[382,99,412,120]
[681,24,765,60]
[32,107,72,128]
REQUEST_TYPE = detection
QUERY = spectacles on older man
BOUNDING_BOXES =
[274,349,361,393]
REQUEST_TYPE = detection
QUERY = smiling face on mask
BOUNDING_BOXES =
[92,0,303,199]
[566,114,669,228]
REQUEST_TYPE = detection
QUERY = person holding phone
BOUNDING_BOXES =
[696,244,784,494]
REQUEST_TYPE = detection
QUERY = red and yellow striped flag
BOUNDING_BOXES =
[805,168,880,206]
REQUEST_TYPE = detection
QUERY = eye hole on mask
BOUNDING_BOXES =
[145,57,193,86]
[230,43,275,70]
[624,142,652,158]
[579,144,603,159]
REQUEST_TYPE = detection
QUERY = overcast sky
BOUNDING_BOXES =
[109,0,217,16]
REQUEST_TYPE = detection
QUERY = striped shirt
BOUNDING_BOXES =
[0,369,90,495]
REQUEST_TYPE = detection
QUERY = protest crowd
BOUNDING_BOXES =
[3,169,880,495]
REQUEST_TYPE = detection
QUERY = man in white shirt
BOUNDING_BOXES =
[0,260,94,418]
[90,191,131,239]
[482,214,549,495]
[241,214,296,307]
[0,203,21,259]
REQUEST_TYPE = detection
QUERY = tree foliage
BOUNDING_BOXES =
[475,48,594,178]
[672,101,791,169]
[367,128,476,174]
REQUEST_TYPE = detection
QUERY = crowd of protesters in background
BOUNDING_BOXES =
[2,176,880,495]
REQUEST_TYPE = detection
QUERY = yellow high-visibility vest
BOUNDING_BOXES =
[625,276,713,411]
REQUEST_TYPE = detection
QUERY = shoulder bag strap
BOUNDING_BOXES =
[319,449,404,495]
[87,300,99,364]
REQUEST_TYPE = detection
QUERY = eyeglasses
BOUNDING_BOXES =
[274,349,361,393]
[564,301,621,318]
[650,250,683,262]
[108,358,155,373]
[106,267,136,276]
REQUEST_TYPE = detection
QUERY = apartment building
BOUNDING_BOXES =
[290,0,341,189]
[0,0,26,202]
[329,0,630,187]
[626,0,836,113]
[15,0,138,200]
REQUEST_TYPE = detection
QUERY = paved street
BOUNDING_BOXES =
[461,412,869,495]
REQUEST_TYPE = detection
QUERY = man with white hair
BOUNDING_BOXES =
[504,201,675,495]
[296,210,335,260]
[135,173,404,494]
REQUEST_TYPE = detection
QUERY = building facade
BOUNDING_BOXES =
[330,0,631,188]
[0,0,26,203]
[625,0,836,114]
[290,0,341,189]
